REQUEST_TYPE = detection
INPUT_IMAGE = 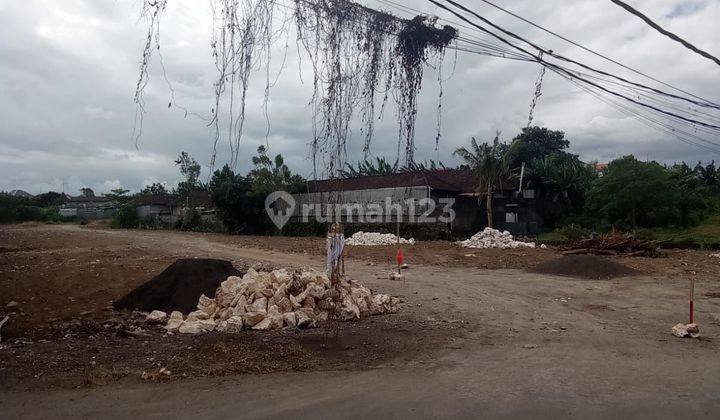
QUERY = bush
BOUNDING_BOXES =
[139,215,171,230]
[558,224,590,243]
[111,204,139,229]
[181,208,202,231]
[39,207,66,223]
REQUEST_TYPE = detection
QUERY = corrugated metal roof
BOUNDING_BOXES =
[306,169,515,194]
[306,169,479,193]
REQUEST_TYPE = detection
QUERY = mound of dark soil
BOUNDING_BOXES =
[530,254,639,280]
[114,259,243,314]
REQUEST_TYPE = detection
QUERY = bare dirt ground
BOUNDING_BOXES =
[2,224,720,419]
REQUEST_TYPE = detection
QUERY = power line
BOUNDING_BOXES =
[609,0,720,67]
[436,0,720,110]
[559,72,720,154]
[428,0,720,151]
[471,0,719,106]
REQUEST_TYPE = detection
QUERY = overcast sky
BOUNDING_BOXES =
[1,0,719,195]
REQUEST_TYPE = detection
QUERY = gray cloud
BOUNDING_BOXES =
[1,0,719,194]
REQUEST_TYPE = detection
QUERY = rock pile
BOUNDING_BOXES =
[151,268,401,334]
[671,323,700,338]
[346,231,416,246]
[458,228,536,249]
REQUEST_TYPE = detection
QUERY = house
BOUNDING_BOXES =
[60,193,116,219]
[136,194,179,220]
[291,169,542,236]
[595,163,609,177]
[132,189,219,227]
[487,188,543,236]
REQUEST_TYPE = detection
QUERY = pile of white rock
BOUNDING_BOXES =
[147,268,401,334]
[346,231,416,246]
[458,228,537,249]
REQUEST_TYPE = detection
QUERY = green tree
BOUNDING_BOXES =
[248,146,305,198]
[695,161,719,191]
[174,151,202,205]
[510,126,570,167]
[105,188,132,204]
[141,183,169,196]
[208,165,256,232]
[80,187,95,197]
[670,162,712,226]
[586,156,680,229]
[454,134,518,228]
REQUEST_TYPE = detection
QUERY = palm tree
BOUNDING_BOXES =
[454,134,518,229]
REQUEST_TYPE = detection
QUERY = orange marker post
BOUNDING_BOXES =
[689,277,695,324]
[396,248,404,275]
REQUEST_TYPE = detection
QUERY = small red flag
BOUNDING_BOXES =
[396,248,404,265]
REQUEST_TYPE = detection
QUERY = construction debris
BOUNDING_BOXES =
[346,231,416,246]
[145,310,168,324]
[162,268,401,334]
[564,233,662,257]
[671,323,700,338]
[458,228,536,249]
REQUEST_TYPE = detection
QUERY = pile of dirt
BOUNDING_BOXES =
[530,254,639,280]
[114,259,243,314]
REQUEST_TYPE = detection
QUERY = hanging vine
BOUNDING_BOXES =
[134,0,457,176]
[133,0,168,149]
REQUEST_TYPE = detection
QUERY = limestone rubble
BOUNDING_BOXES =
[458,228,536,249]
[671,323,700,338]
[164,268,401,334]
[346,231,416,246]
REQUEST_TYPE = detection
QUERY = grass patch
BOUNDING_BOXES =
[537,214,720,250]
[536,231,569,246]
[653,214,720,250]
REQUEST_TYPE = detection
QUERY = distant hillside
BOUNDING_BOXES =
[8,190,34,198]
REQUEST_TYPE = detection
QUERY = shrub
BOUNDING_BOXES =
[111,204,139,229]
[180,208,202,231]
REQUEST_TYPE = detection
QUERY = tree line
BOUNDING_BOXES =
[4,125,719,235]
[454,126,719,232]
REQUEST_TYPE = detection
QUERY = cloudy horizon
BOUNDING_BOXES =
[1,0,719,196]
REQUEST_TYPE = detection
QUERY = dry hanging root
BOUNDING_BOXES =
[134,0,458,175]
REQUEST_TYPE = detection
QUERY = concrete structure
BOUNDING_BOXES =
[60,194,116,220]
[290,169,543,236]
[136,195,178,220]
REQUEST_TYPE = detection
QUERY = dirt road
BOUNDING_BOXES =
[2,225,720,418]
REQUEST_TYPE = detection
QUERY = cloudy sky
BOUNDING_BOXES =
[1,0,719,195]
